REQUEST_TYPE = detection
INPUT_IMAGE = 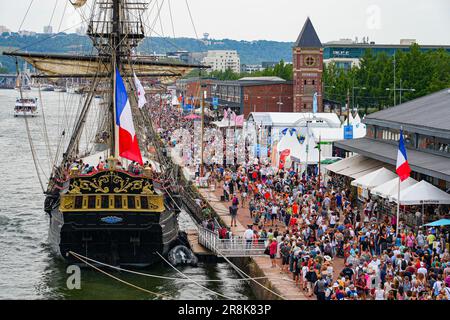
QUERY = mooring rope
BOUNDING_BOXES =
[156,252,235,300]
[69,251,173,300]
[68,251,271,283]
[215,251,287,300]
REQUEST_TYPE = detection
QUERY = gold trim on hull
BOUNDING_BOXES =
[60,194,165,213]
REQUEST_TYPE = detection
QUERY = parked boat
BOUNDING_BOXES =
[14,97,38,117]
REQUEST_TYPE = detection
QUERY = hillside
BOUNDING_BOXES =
[0,33,293,72]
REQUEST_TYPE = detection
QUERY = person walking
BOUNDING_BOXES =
[229,204,238,227]
[269,239,278,268]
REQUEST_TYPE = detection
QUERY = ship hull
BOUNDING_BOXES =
[47,205,179,267]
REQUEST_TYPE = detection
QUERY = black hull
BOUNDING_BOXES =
[48,206,179,267]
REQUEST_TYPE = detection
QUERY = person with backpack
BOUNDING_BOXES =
[314,275,327,300]
[324,240,333,258]
[280,239,291,273]
[305,266,318,297]
[229,204,238,227]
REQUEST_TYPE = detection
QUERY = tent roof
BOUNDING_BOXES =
[311,127,343,142]
[371,177,418,199]
[351,167,397,190]
[277,132,302,160]
[248,112,341,128]
[326,155,365,173]
[424,219,450,227]
[391,180,450,205]
[328,155,391,179]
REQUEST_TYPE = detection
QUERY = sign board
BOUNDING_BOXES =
[212,97,219,110]
[344,125,354,140]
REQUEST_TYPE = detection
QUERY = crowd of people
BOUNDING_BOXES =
[66,157,153,177]
[150,99,450,301]
[210,164,450,300]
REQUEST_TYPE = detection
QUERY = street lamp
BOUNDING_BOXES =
[277,97,283,112]
[352,86,367,111]
[386,79,415,105]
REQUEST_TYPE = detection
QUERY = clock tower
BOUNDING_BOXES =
[293,18,323,113]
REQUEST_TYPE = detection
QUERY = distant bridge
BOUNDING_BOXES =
[0,74,16,89]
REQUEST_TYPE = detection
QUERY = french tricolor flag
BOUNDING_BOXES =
[396,129,411,182]
[115,68,143,165]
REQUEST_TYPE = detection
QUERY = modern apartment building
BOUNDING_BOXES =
[202,50,241,73]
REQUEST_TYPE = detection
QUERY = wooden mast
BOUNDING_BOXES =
[111,0,121,159]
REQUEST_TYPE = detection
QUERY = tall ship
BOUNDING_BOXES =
[4,0,205,266]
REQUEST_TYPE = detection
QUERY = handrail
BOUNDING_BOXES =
[197,226,267,257]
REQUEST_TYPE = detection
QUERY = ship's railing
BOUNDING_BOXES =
[197,226,267,258]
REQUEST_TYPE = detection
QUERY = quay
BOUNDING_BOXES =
[197,184,313,300]
[171,150,323,300]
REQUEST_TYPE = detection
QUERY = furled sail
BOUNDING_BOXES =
[70,0,88,8]
[3,52,208,84]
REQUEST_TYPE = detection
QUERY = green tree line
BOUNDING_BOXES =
[324,44,450,113]
[189,44,450,113]
[186,59,293,80]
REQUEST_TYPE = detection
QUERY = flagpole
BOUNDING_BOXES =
[396,174,401,237]
[396,125,404,237]
[113,60,119,159]
[200,85,205,178]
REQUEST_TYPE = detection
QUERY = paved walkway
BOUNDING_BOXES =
[170,148,343,300]
[198,185,313,300]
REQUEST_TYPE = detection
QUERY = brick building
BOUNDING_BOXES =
[293,17,324,112]
[176,18,324,116]
[177,77,293,116]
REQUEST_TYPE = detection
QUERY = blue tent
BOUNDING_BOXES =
[424,219,450,227]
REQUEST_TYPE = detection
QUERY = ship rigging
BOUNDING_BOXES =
[4,0,207,266]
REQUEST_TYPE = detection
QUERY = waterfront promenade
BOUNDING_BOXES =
[171,149,345,300]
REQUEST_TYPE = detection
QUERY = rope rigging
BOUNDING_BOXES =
[156,252,235,300]
[68,251,271,283]
[15,58,46,193]
[69,251,173,299]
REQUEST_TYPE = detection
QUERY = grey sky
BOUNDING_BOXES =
[1,0,449,45]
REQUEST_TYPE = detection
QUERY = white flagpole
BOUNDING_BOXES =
[396,176,401,237]
[396,126,403,237]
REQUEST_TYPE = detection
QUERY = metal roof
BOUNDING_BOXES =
[294,18,322,48]
[335,138,450,182]
[364,88,450,139]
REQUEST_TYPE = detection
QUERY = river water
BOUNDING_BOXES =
[0,89,254,300]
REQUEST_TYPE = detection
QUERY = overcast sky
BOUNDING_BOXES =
[1,0,449,45]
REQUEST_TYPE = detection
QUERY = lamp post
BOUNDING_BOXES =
[277,96,283,112]
[200,83,207,178]
[352,85,367,112]
[323,85,335,112]
[386,79,415,105]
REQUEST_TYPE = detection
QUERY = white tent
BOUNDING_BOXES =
[390,180,450,205]
[326,155,364,173]
[371,177,418,199]
[351,167,397,190]
[276,132,302,164]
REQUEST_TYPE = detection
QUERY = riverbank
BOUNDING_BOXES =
[169,148,338,300]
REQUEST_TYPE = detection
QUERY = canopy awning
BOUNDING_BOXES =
[336,156,386,179]
[424,219,450,227]
[371,177,418,199]
[326,155,364,173]
[351,167,397,190]
[390,180,450,205]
